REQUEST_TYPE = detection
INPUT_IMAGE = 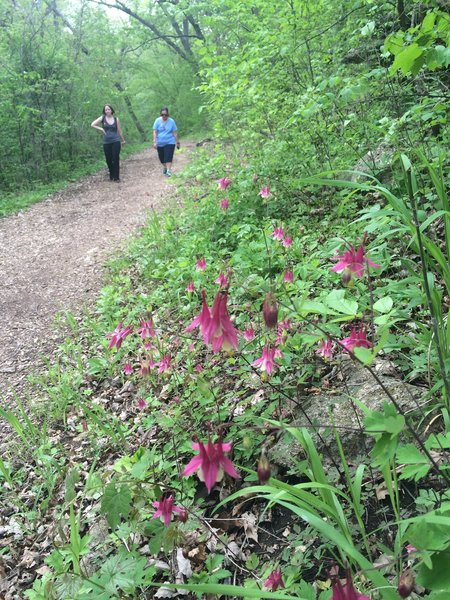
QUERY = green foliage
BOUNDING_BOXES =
[100,483,132,530]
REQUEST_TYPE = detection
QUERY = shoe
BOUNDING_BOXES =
[163,167,167,175]
[166,169,172,177]
[114,178,121,182]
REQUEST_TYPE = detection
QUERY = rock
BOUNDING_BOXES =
[269,357,425,471]
[348,142,395,183]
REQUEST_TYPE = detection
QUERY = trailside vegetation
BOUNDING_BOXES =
[1,0,449,598]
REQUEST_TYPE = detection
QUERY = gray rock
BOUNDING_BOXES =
[269,357,425,471]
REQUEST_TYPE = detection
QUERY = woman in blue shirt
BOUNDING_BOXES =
[152,107,180,177]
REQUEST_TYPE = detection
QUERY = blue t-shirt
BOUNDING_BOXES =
[153,117,177,146]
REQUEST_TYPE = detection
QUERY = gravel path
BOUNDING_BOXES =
[0,144,193,412]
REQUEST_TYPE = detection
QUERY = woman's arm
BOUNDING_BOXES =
[91,116,104,134]
[116,117,125,144]
[173,121,180,148]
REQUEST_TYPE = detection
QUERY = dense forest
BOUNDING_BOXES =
[1,0,447,195]
[1,0,450,598]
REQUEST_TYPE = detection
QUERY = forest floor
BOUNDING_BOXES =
[0,143,193,427]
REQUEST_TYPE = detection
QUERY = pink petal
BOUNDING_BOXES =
[221,456,240,479]
[181,455,203,477]
[202,462,219,493]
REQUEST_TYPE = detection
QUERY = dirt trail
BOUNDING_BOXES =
[0,144,193,411]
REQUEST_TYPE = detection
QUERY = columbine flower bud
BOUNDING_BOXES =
[257,455,271,484]
[177,509,189,523]
[341,270,353,287]
[397,570,415,598]
[263,293,278,329]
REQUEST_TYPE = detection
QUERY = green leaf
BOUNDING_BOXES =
[100,552,149,594]
[399,464,430,480]
[426,46,450,69]
[407,519,450,552]
[365,404,405,436]
[397,444,428,463]
[373,297,394,313]
[324,290,358,315]
[397,447,431,480]
[418,551,450,590]
[65,467,80,503]
[150,582,301,599]
[294,299,329,316]
[353,346,375,365]
[391,43,424,75]
[372,434,398,466]
[384,414,405,435]
[101,483,132,529]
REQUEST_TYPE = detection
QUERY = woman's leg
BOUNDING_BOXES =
[111,141,121,181]
[163,145,175,175]
[157,146,166,172]
[103,144,114,180]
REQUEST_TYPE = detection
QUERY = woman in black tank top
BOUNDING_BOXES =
[91,104,126,182]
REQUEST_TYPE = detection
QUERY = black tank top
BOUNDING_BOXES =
[102,116,121,144]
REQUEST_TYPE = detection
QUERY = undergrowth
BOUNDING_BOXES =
[1,142,449,599]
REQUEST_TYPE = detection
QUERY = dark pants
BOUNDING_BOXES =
[103,141,121,180]
[157,144,175,165]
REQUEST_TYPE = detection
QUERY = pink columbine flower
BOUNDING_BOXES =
[139,358,156,376]
[157,355,172,373]
[272,227,285,241]
[137,398,147,410]
[152,495,184,527]
[220,198,229,210]
[123,362,133,375]
[186,282,195,293]
[283,270,294,283]
[194,363,203,373]
[196,258,207,271]
[252,345,279,375]
[264,570,285,592]
[259,186,271,198]
[215,272,229,288]
[188,343,196,352]
[316,339,334,360]
[204,291,238,353]
[331,242,380,279]
[107,322,133,350]
[282,236,293,248]
[279,319,291,331]
[340,328,373,353]
[217,177,232,190]
[405,544,417,555]
[276,319,291,345]
[137,319,156,339]
[186,289,211,343]
[243,328,255,341]
[331,570,370,600]
[181,438,240,493]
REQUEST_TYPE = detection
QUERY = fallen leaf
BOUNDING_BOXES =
[176,548,192,578]
[375,482,389,500]
[241,512,259,543]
